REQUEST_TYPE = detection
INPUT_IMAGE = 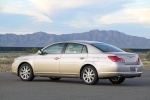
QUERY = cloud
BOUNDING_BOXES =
[0,0,128,23]
[0,0,52,23]
[0,0,102,23]
[65,13,101,29]
[63,0,150,29]
[28,0,91,15]
[97,0,150,26]
[28,0,128,15]
[98,8,150,25]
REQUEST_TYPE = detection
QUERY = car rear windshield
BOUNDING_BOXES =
[91,43,124,52]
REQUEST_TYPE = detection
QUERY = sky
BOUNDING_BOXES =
[0,0,150,38]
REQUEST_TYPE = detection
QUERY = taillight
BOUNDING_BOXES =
[108,56,125,63]
[137,56,140,63]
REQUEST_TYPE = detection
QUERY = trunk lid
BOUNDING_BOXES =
[107,52,139,65]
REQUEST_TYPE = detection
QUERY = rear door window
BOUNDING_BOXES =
[65,43,88,54]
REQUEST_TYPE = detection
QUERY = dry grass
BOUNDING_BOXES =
[141,59,150,68]
[0,53,30,72]
[0,64,12,72]
[0,52,150,72]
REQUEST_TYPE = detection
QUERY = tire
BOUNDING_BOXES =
[81,66,99,85]
[19,63,34,81]
[49,77,61,80]
[109,77,125,84]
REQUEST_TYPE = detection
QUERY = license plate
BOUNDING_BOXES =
[130,67,137,72]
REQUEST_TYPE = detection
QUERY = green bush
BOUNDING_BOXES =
[27,48,38,53]
[122,49,133,52]
[146,50,150,60]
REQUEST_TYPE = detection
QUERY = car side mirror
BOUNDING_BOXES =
[37,50,43,55]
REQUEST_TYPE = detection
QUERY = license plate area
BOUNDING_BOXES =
[130,67,137,72]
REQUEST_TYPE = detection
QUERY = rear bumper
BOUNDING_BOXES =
[98,64,143,78]
[117,72,142,78]
[98,72,142,78]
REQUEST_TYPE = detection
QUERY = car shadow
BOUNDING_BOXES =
[31,78,84,85]
[23,78,150,87]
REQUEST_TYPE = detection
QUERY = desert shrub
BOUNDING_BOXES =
[138,53,147,59]
[146,50,150,60]
[123,49,133,52]
[27,48,38,53]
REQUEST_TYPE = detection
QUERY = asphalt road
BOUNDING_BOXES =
[0,68,150,100]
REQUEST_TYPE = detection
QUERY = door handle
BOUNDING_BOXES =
[80,57,85,60]
[54,57,59,60]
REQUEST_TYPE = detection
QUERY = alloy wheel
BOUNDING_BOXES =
[81,66,99,85]
[19,63,34,81]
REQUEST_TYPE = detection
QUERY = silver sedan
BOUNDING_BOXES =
[12,41,143,85]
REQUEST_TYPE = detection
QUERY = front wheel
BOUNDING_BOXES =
[109,77,125,84]
[19,63,34,81]
[81,66,99,85]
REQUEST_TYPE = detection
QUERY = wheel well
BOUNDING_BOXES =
[80,64,97,78]
[17,62,30,76]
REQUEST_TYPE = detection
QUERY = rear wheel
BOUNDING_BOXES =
[81,66,99,85]
[49,77,61,80]
[109,77,125,84]
[19,63,34,81]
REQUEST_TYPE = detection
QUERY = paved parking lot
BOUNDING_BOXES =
[0,68,150,100]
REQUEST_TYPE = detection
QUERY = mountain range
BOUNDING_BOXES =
[0,29,150,48]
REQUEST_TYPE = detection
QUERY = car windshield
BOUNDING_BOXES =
[91,43,124,52]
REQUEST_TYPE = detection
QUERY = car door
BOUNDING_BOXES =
[34,43,65,75]
[60,43,88,76]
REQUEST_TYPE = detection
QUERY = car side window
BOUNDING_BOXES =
[43,43,65,54]
[82,46,88,53]
[65,43,87,54]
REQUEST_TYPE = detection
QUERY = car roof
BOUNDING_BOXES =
[42,40,104,50]
[64,40,103,44]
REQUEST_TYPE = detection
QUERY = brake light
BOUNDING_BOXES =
[108,56,125,63]
[137,56,140,63]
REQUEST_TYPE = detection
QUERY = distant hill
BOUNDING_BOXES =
[0,29,150,48]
